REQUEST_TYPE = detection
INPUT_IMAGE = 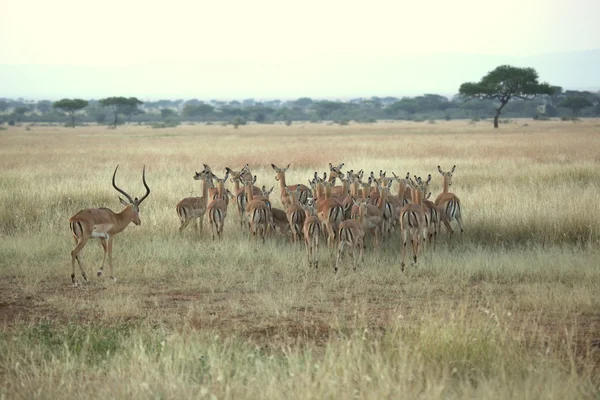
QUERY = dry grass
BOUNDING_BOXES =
[1,119,600,399]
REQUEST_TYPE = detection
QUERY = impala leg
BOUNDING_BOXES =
[179,218,192,234]
[98,238,108,277]
[107,237,116,282]
[400,228,407,272]
[71,237,89,286]
[335,241,344,273]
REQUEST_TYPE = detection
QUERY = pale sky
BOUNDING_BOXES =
[1,0,599,99]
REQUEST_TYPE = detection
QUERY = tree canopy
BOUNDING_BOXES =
[99,97,143,127]
[560,96,593,117]
[53,99,88,128]
[459,65,553,128]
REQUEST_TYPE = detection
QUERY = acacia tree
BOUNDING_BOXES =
[459,65,553,128]
[99,97,143,127]
[53,99,88,128]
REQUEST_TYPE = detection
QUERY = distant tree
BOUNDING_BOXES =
[99,97,143,127]
[53,99,89,128]
[182,103,214,121]
[160,108,177,120]
[36,100,53,114]
[560,96,593,117]
[293,97,313,108]
[459,65,553,128]
[386,98,419,117]
[12,106,30,122]
[0,100,8,112]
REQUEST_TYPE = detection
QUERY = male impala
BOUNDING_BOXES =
[69,165,150,286]
[435,165,464,243]
[207,171,231,240]
[271,163,311,206]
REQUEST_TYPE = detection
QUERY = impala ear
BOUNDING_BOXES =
[285,163,291,170]
[119,197,128,206]
[451,165,456,173]
[426,174,432,184]
[438,166,444,175]
[252,175,257,184]
[271,163,277,170]
[224,170,230,182]
[329,162,333,170]
[426,192,431,199]
[405,172,410,179]
[268,186,274,195]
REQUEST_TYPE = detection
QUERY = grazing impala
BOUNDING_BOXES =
[176,169,212,234]
[271,163,311,206]
[206,171,231,240]
[399,176,428,271]
[435,165,464,243]
[69,165,150,286]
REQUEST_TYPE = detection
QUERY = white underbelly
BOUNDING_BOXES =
[91,224,111,239]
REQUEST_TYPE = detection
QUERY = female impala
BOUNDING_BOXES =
[69,165,150,286]
[226,165,261,227]
[206,171,231,240]
[302,200,321,268]
[285,187,306,244]
[271,163,311,206]
[399,176,428,271]
[435,165,464,243]
[335,215,365,273]
[176,169,212,234]
[316,180,345,249]
[243,176,270,243]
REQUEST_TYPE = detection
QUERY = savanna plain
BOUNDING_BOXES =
[1,120,600,399]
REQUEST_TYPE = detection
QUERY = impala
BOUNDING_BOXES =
[271,163,311,206]
[243,176,270,243]
[327,162,346,196]
[422,189,440,251]
[227,165,261,227]
[435,165,464,243]
[399,176,428,271]
[206,171,231,240]
[285,187,306,244]
[316,180,345,249]
[69,165,150,286]
[335,217,364,273]
[302,199,321,268]
[176,169,212,234]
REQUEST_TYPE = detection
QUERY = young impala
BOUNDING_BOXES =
[69,165,150,286]
[271,163,311,206]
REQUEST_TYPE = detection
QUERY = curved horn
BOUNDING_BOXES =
[112,165,134,204]
[137,165,151,205]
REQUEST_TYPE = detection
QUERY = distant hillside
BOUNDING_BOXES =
[1,50,598,100]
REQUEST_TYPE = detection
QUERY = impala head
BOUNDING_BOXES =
[113,165,151,225]
[328,163,345,180]
[271,163,290,181]
[438,165,456,186]
[261,185,274,198]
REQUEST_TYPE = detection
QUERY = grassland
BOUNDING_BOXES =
[1,119,600,399]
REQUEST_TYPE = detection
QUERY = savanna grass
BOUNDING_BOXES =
[1,120,599,399]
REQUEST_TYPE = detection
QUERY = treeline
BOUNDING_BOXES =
[1,88,599,127]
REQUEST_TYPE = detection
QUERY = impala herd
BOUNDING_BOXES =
[68,162,463,286]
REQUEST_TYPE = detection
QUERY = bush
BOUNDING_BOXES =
[428,119,436,124]
[285,119,292,126]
